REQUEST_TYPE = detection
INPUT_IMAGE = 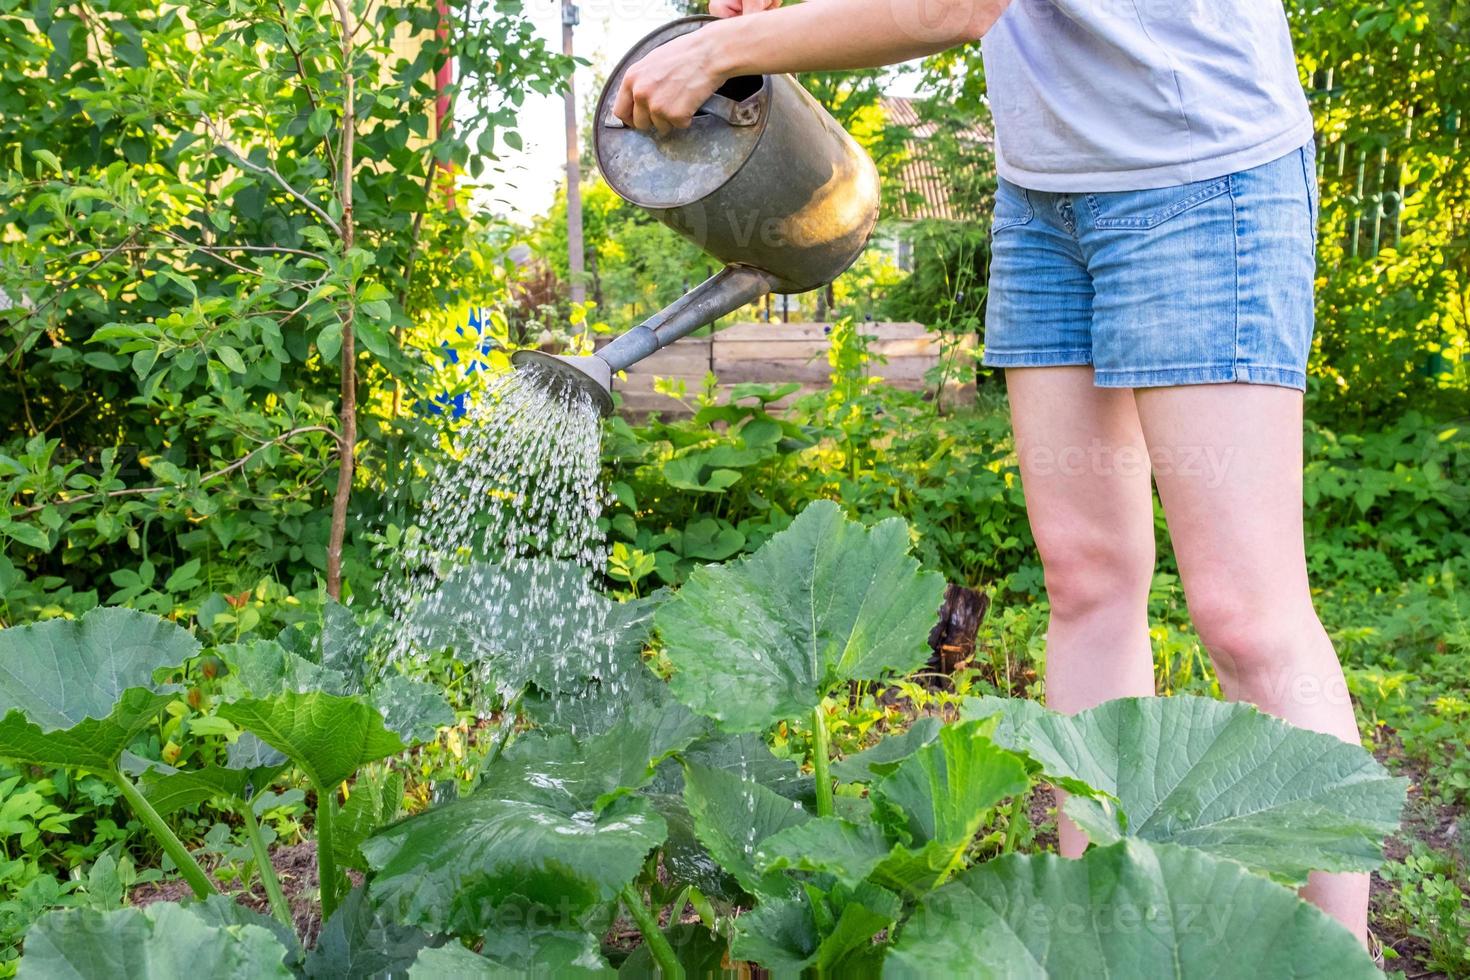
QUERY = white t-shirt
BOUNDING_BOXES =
[980,0,1314,191]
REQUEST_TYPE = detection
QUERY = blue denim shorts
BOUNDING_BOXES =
[981,142,1320,389]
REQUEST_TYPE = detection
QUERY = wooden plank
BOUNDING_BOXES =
[618,356,713,376]
[612,376,707,395]
[716,360,833,384]
[716,341,829,362]
[714,338,942,362]
[711,358,968,385]
[614,381,972,418]
[595,336,712,352]
[715,321,928,342]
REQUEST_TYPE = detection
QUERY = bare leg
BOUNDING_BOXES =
[1133,383,1368,942]
[1005,367,1157,858]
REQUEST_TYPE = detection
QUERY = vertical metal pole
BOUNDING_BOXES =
[1393,43,1419,249]
[562,0,586,311]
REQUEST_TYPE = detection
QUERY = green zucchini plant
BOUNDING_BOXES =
[0,605,452,976]
[8,500,1406,977]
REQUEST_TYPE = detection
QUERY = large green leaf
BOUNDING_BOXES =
[330,767,404,872]
[184,894,302,965]
[217,638,348,699]
[732,881,899,979]
[519,591,670,739]
[0,608,197,770]
[831,716,942,783]
[363,793,665,935]
[18,900,294,979]
[370,673,454,744]
[870,722,1030,849]
[477,914,616,977]
[139,752,288,816]
[756,816,895,886]
[964,695,1407,883]
[651,730,808,800]
[683,760,811,899]
[757,723,1030,898]
[218,692,405,791]
[656,501,946,731]
[884,839,1379,979]
[408,937,615,978]
[319,599,375,690]
[219,638,450,746]
[365,720,681,935]
[481,704,705,813]
[304,886,431,979]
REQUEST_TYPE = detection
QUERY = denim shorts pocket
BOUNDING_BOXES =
[991,180,1033,233]
[1300,141,1320,249]
[1085,176,1231,230]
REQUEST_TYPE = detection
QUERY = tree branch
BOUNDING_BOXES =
[7,426,343,518]
[7,233,139,341]
[203,114,343,236]
[325,0,358,600]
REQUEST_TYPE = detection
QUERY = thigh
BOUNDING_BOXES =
[1005,366,1154,568]
[1133,383,1308,600]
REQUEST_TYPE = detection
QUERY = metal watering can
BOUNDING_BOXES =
[512,15,881,416]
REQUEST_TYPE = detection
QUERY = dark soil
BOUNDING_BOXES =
[1366,731,1465,979]
[130,840,359,949]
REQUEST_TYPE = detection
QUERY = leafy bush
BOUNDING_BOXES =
[602,335,1034,594]
[0,0,569,616]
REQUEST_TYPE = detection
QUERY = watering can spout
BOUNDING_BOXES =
[509,350,614,417]
[512,265,774,418]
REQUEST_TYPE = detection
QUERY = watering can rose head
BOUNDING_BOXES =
[513,16,879,417]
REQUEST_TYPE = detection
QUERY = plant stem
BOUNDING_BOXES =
[619,883,684,980]
[316,785,341,921]
[1002,791,1027,855]
[110,770,216,899]
[811,702,834,818]
[240,802,294,930]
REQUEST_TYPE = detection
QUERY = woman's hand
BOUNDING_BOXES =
[710,0,780,16]
[611,29,727,136]
[611,0,780,135]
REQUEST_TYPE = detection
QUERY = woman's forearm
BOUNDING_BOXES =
[696,0,1010,79]
[614,0,1009,133]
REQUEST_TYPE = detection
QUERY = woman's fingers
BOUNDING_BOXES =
[710,0,777,16]
[632,90,654,133]
[612,79,635,127]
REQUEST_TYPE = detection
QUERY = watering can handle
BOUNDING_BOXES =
[603,91,761,130]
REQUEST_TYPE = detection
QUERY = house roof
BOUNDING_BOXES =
[881,96,991,222]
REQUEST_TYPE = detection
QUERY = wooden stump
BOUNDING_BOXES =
[926,584,989,684]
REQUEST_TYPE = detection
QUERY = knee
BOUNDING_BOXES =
[1187,581,1308,681]
[1036,532,1152,622]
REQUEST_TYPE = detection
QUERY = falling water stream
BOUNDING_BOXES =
[377,358,776,892]
[377,362,610,705]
